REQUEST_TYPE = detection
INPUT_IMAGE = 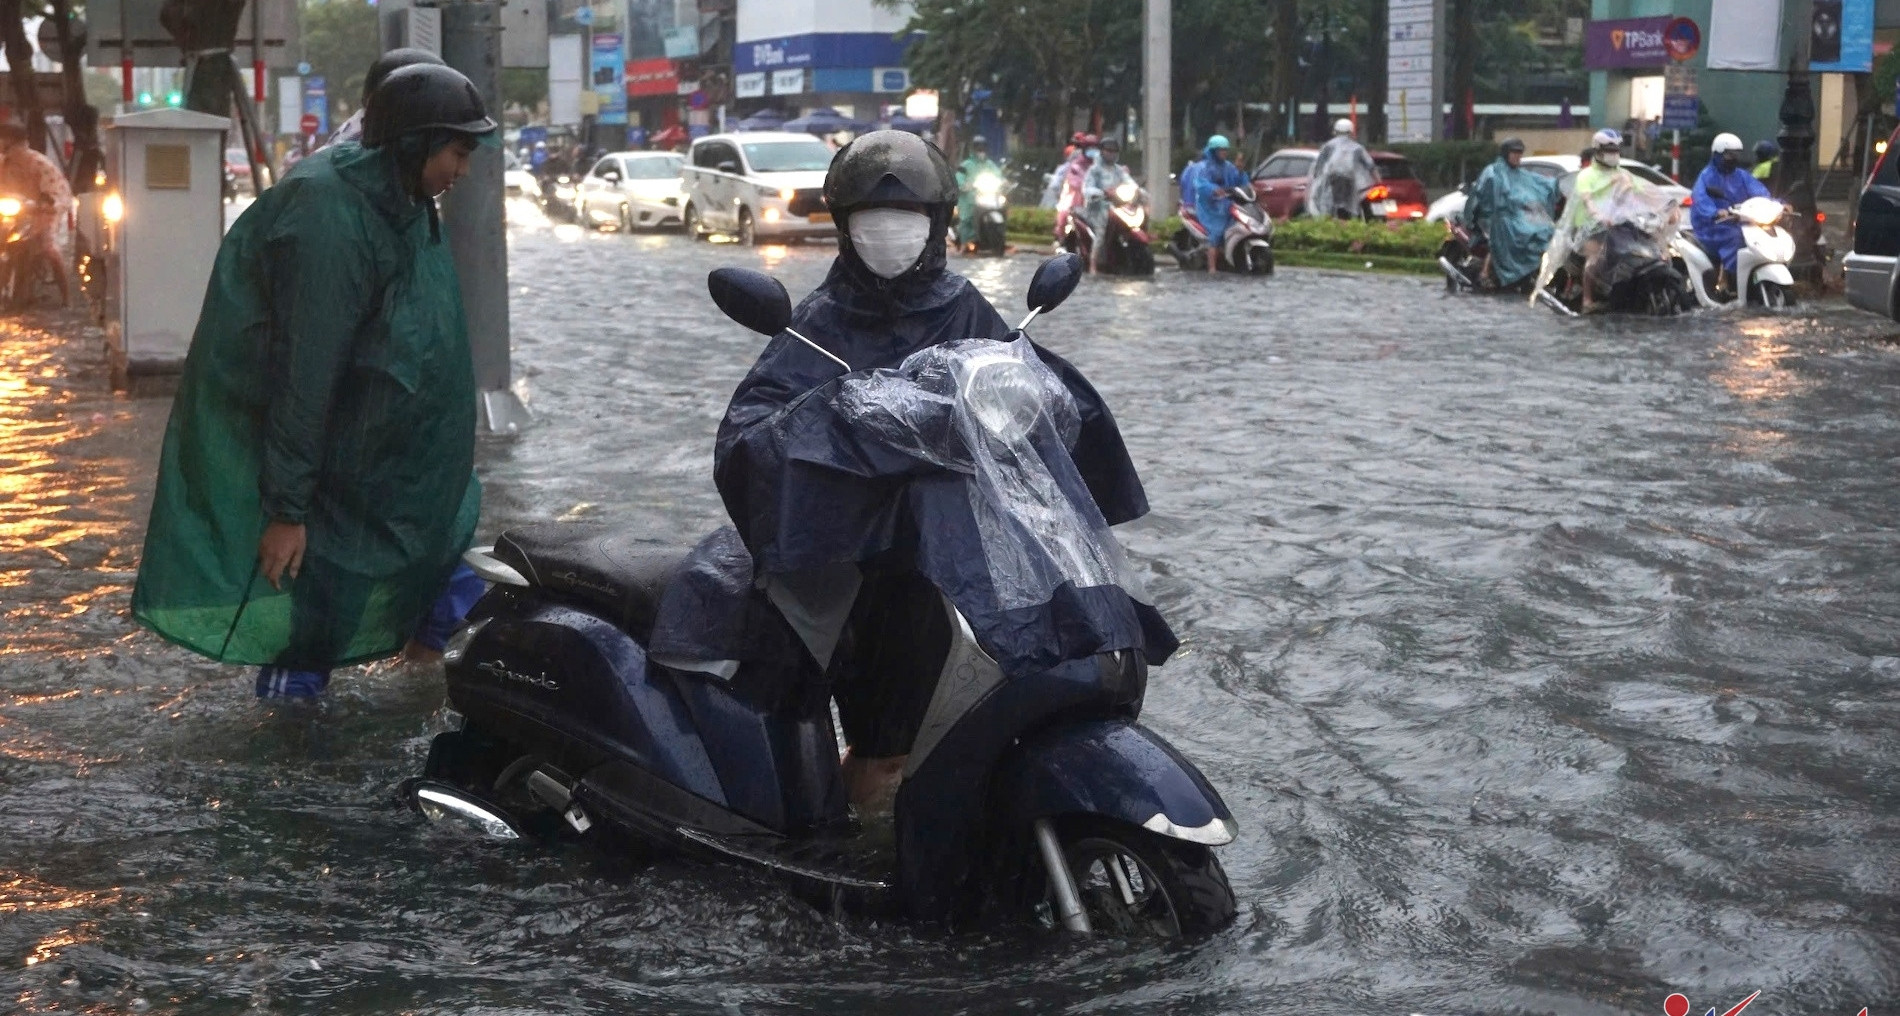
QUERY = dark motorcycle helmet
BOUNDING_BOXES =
[363,63,497,147]
[822,129,959,284]
[361,47,445,106]
[1499,136,1525,156]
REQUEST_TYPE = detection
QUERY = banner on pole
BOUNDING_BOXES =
[1386,0,1443,143]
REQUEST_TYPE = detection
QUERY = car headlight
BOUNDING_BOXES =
[0,197,22,218]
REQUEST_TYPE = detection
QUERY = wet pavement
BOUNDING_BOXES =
[2,202,1898,1014]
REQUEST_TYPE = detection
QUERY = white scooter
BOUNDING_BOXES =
[1675,196,1797,309]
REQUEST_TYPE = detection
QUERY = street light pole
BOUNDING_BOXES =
[1143,0,1172,212]
[1776,0,1820,280]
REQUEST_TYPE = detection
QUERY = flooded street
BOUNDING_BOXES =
[2,204,1897,1014]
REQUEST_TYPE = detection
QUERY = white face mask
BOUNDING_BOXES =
[1598,151,1621,168]
[848,208,932,279]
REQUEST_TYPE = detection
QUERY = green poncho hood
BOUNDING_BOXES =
[133,143,479,668]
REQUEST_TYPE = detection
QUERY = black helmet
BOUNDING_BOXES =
[822,129,957,215]
[971,134,987,147]
[362,47,445,105]
[1754,140,1780,162]
[1499,136,1525,156]
[1100,135,1120,150]
[363,64,497,148]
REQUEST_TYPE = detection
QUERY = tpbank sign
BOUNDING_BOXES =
[1584,16,1677,69]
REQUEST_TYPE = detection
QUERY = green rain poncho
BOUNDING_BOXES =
[1460,156,1558,287]
[133,142,478,669]
[956,154,1003,245]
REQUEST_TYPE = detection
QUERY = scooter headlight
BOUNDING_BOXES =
[960,356,1045,443]
[1113,181,1138,204]
[0,197,22,218]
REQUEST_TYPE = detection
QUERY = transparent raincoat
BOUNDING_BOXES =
[1305,135,1378,218]
[1533,165,1683,298]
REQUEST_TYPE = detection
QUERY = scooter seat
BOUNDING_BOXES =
[490,523,688,641]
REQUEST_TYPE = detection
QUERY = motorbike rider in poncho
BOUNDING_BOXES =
[1542,128,1670,314]
[1306,118,1378,220]
[1052,132,1096,242]
[133,64,498,698]
[646,130,1173,816]
[1692,133,1772,295]
[1189,135,1249,273]
[1080,136,1139,272]
[954,134,1003,250]
[1460,137,1559,290]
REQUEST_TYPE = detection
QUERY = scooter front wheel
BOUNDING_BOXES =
[1042,815,1236,937]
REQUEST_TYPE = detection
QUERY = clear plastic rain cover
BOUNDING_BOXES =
[1535,171,1683,296]
[833,336,1146,611]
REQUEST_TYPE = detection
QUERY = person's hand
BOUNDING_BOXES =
[258,520,306,591]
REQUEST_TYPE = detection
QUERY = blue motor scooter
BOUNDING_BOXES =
[409,255,1237,936]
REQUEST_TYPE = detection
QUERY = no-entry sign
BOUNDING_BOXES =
[300,112,319,135]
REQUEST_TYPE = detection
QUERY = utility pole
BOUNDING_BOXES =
[1143,0,1172,211]
[1775,0,1821,281]
[440,1,530,433]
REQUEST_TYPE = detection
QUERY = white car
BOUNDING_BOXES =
[577,151,687,231]
[504,148,540,200]
[681,131,836,245]
[1426,155,1690,222]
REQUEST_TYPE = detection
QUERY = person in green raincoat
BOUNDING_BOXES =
[133,63,499,698]
[955,135,1002,249]
[1460,137,1558,290]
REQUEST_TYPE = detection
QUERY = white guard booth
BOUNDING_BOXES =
[104,108,230,384]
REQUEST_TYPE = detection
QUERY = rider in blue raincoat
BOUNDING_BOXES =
[1190,135,1248,272]
[1459,137,1558,289]
[1692,133,1770,287]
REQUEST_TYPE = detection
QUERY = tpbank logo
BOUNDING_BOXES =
[1610,25,1665,51]
[1663,990,1868,1016]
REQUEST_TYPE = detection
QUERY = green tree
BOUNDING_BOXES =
[298,0,382,118]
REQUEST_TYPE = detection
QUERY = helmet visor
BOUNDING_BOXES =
[825,131,956,209]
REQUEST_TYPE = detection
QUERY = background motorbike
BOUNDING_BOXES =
[1060,181,1155,275]
[408,254,1238,938]
[0,195,55,311]
[1674,196,1797,309]
[1437,219,1490,292]
[1168,184,1275,274]
[965,166,1009,255]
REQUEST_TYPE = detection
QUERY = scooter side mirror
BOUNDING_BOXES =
[1026,253,1084,315]
[708,268,793,337]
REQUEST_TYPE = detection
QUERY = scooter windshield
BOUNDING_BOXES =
[833,336,1146,611]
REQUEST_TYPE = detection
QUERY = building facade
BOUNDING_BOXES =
[731,0,917,123]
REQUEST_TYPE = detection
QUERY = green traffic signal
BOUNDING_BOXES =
[166,91,182,106]
[138,91,152,105]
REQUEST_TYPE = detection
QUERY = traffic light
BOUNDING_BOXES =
[137,91,152,105]
[165,91,182,107]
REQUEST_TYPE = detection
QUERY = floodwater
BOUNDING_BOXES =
[2,205,1896,1014]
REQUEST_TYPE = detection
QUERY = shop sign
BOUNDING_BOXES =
[771,68,806,95]
[734,72,766,98]
[874,67,909,93]
[626,56,678,98]
[1584,16,1672,69]
[663,24,699,59]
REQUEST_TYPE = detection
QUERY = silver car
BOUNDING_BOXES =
[681,132,836,245]
[577,152,687,232]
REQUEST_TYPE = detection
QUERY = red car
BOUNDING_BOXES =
[1249,147,1430,222]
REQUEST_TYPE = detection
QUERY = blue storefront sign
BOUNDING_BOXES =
[626,126,646,148]
[302,75,328,136]
[735,32,920,73]
[1811,0,1874,74]
[592,33,627,125]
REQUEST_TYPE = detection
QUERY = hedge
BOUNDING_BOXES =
[1004,206,1444,260]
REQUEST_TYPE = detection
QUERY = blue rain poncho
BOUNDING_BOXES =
[1460,155,1560,287]
[651,250,1174,681]
[1191,149,1248,242]
[1691,162,1770,272]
